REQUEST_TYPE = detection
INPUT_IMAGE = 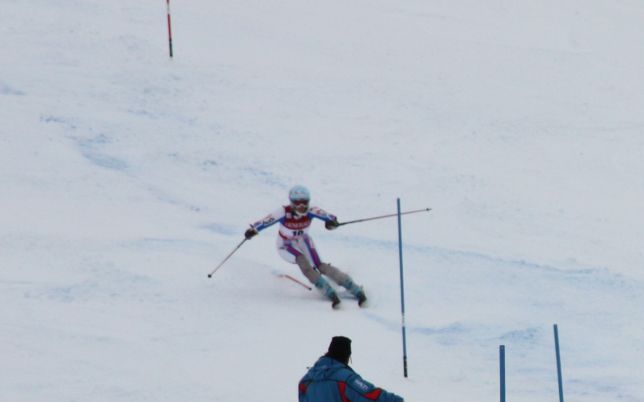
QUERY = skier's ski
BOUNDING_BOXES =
[272,270,312,291]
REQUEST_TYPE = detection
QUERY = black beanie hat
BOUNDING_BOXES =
[326,336,352,364]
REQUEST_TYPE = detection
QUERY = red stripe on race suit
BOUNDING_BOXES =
[299,382,308,394]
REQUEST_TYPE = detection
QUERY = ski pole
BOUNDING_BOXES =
[207,238,247,278]
[338,208,431,227]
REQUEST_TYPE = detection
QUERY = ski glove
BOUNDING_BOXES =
[245,227,258,240]
[325,219,340,230]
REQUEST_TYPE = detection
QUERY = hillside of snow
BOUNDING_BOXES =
[2,1,644,401]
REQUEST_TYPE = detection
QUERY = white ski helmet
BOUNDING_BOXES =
[289,185,311,216]
[289,185,311,203]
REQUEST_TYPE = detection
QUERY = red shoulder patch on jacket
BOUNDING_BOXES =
[299,382,308,394]
[338,382,350,402]
[364,388,383,400]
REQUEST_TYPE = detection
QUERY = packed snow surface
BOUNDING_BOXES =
[2,1,644,401]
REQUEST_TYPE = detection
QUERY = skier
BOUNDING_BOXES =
[298,336,404,402]
[244,185,367,308]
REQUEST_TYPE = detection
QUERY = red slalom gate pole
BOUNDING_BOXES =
[166,0,174,58]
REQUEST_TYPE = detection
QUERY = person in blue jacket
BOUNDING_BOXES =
[298,336,404,402]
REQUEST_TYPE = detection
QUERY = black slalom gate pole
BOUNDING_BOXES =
[500,345,506,402]
[554,324,565,402]
[166,0,174,58]
[397,198,408,378]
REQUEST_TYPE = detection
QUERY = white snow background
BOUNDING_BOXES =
[2,0,644,401]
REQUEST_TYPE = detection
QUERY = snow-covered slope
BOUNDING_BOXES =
[2,1,644,401]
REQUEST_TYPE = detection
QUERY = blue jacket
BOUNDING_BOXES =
[299,356,404,402]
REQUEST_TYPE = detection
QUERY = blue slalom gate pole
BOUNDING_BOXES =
[500,345,506,402]
[397,198,408,378]
[554,324,565,402]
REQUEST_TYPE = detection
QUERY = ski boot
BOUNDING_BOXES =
[341,279,367,307]
[356,289,367,307]
[330,293,341,309]
[315,277,341,309]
